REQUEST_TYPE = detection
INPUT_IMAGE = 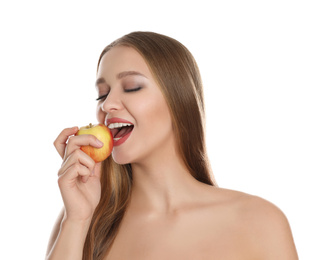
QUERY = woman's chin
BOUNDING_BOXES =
[111,153,133,165]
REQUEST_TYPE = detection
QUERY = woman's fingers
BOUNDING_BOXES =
[63,134,103,160]
[53,127,104,161]
[55,127,104,188]
[58,149,96,178]
[58,162,92,187]
[54,127,104,223]
[54,127,79,158]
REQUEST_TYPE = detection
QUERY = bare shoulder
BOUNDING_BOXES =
[206,186,299,259]
[206,185,288,220]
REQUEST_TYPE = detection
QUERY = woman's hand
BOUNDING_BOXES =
[54,126,104,223]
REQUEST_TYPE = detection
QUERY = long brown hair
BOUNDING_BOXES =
[83,31,217,259]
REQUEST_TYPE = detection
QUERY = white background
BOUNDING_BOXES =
[0,0,318,259]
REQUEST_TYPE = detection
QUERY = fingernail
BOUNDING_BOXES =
[96,139,104,147]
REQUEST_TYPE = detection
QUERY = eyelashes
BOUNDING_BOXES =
[125,86,142,93]
[96,86,142,101]
[96,93,108,101]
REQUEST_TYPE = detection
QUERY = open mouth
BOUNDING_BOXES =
[108,123,134,141]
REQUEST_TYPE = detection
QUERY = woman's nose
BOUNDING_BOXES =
[101,90,122,113]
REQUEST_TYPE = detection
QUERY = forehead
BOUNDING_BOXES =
[97,46,152,79]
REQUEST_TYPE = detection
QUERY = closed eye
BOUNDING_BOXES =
[96,87,142,101]
[125,86,142,93]
[96,93,109,101]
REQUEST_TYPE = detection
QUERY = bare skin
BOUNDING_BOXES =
[105,186,298,259]
[46,46,298,259]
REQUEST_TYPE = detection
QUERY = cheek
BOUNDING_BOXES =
[132,94,172,138]
[112,93,174,164]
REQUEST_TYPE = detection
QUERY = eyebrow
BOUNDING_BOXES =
[117,71,147,79]
[95,78,106,86]
[95,70,147,86]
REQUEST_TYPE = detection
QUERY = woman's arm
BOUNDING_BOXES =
[46,212,91,260]
[46,127,103,259]
[45,208,65,257]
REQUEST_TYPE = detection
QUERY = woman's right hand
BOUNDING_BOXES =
[54,126,104,223]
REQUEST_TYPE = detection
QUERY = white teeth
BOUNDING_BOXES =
[108,122,132,129]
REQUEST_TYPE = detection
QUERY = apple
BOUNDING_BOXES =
[76,123,113,162]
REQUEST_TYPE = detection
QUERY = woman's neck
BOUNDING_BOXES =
[129,154,206,216]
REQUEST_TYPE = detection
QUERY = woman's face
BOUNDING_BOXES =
[96,46,175,165]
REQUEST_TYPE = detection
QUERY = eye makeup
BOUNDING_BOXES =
[96,86,143,101]
[95,73,147,101]
[96,93,109,101]
[124,86,142,93]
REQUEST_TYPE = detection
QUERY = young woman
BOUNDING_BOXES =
[46,31,298,260]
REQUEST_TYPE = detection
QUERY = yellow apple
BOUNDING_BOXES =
[76,123,113,162]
